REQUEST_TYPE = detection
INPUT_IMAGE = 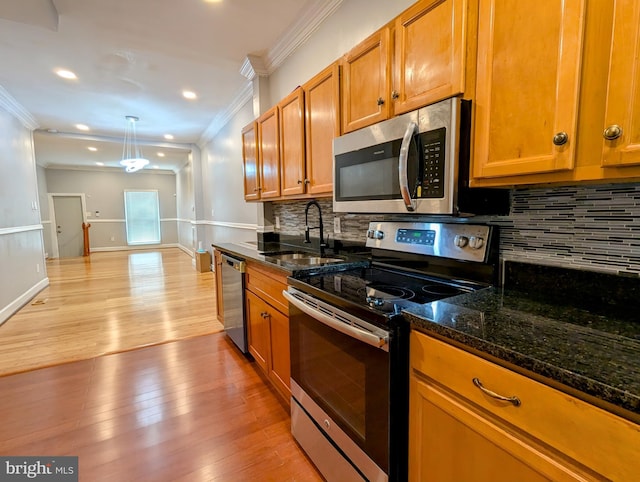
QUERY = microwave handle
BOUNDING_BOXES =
[399,121,418,211]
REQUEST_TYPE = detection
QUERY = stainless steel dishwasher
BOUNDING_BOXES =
[220,253,248,354]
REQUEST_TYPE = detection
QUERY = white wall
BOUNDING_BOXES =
[268,0,415,101]
[176,157,195,253]
[200,100,260,249]
[45,168,178,252]
[194,0,415,253]
[0,108,48,325]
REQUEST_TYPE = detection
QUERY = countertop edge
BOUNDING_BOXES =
[406,313,640,425]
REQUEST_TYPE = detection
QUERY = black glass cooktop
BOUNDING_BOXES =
[293,266,486,318]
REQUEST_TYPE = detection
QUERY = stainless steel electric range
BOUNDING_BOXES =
[284,221,500,482]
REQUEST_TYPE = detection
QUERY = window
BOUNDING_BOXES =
[124,190,161,245]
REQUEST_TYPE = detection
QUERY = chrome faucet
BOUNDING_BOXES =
[304,200,327,255]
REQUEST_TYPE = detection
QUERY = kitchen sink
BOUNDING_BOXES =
[263,251,346,265]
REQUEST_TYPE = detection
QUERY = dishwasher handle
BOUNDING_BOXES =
[221,254,246,273]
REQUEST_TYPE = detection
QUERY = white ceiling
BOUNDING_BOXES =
[0,0,337,172]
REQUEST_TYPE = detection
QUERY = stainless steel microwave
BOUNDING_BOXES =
[333,97,509,216]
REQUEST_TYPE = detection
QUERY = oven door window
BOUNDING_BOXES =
[334,136,420,202]
[290,308,389,473]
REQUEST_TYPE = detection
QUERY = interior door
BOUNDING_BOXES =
[53,196,84,258]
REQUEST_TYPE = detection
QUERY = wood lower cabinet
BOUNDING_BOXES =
[410,331,640,482]
[245,262,290,402]
[213,249,224,323]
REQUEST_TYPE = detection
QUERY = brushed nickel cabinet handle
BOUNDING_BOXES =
[603,124,623,141]
[472,378,521,407]
[552,131,568,146]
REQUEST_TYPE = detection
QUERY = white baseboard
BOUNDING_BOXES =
[0,277,50,327]
[177,244,194,257]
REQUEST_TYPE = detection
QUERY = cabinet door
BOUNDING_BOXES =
[472,0,586,179]
[214,250,224,323]
[257,107,281,199]
[393,0,466,116]
[242,121,260,201]
[341,28,391,133]
[304,63,340,195]
[245,290,270,374]
[601,0,640,167]
[279,87,306,196]
[268,307,290,400]
[409,375,590,482]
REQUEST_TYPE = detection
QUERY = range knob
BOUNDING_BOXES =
[367,229,384,240]
[454,235,468,248]
[469,236,484,249]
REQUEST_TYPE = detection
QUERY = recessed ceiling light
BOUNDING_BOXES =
[88,146,97,152]
[164,134,174,140]
[153,165,160,169]
[55,69,77,80]
[96,162,104,166]
[75,124,90,131]
[157,152,165,157]
[204,0,223,3]
[182,90,197,100]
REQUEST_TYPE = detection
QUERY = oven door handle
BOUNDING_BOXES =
[283,290,389,350]
[399,121,418,212]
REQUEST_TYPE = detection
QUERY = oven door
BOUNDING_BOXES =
[284,288,390,482]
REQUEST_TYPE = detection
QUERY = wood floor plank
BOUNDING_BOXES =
[0,249,322,481]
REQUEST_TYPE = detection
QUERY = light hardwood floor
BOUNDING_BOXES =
[0,249,223,376]
[0,249,322,480]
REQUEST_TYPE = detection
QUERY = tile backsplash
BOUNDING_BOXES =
[271,182,640,275]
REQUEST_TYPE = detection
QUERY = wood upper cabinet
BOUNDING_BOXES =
[341,27,391,133]
[257,106,281,199]
[472,0,585,179]
[410,331,640,482]
[601,0,640,168]
[303,63,340,195]
[392,0,467,116]
[242,121,259,201]
[279,87,306,197]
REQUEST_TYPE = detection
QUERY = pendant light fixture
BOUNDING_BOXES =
[119,115,149,172]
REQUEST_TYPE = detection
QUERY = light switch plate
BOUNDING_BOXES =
[334,216,341,234]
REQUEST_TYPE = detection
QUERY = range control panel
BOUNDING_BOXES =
[366,221,491,263]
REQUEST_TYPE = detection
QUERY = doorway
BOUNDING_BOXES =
[49,194,87,258]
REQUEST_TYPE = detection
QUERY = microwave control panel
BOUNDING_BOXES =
[418,127,446,198]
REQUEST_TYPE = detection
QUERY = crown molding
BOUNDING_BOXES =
[200,0,342,143]
[264,0,343,72]
[0,84,39,130]
[198,81,253,147]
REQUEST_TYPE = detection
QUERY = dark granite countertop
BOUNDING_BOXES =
[211,241,370,275]
[405,263,640,423]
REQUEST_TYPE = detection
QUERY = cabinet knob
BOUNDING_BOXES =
[552,131,568,146]
[297,179,303,184]
[603,124,623,141]
[391,90,399,100]
[377,97,385,106]
[304,179,310,185]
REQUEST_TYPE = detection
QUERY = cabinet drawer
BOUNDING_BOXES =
[411,331,640,481]
[245,262,288,314]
